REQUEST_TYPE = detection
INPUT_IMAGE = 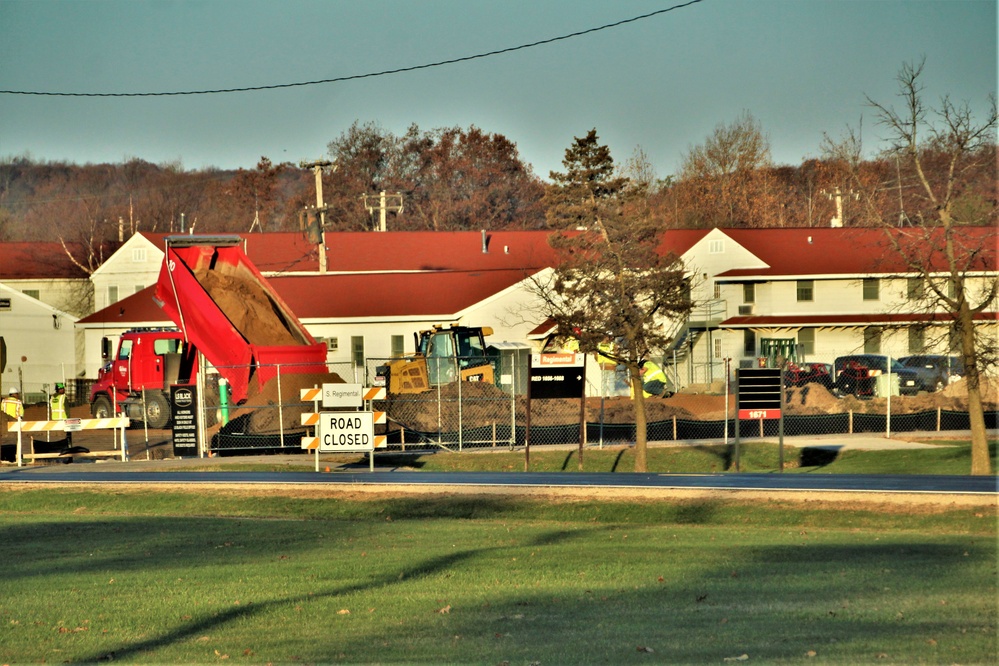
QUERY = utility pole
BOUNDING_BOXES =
[362,191,404,232]
[821,187,857,228]
[300,160,334,273]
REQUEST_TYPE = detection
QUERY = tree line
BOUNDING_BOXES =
[2,114,993,250]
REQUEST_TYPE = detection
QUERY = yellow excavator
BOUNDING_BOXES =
[377,324,495,394]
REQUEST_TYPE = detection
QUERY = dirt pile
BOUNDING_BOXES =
[384,377,997,433]
[210,371,346,436]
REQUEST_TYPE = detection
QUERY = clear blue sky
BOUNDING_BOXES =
[1,0,995,181]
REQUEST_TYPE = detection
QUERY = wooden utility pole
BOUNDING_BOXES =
[362,191,404,232]
[821,187,857,228]
[300,160,334,272]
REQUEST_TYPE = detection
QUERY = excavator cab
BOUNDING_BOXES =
[379,324,495,394]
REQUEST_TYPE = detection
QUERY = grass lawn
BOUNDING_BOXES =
[0,488,995,664]
[192,438,999,476]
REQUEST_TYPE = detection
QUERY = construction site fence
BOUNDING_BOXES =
[1,362,89,407]
[193,359,997,454]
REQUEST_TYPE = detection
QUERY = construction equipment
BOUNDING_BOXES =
[376,324,495,394]
[89,328,194,428]
[90,235,334,432]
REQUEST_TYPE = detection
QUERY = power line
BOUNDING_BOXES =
[0,1,705,98]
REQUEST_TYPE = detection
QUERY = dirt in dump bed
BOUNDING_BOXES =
[196,268,300,347]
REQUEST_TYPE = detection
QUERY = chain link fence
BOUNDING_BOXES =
[70,356,992,456]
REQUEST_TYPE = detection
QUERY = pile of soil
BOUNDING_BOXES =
[212,371,346,436]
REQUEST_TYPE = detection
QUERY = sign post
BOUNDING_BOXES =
[735,368,784,472]
[171,384,199,458]
[527,353,586,471]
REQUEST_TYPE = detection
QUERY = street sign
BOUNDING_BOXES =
[319,384,386,407]
[322,383,364,408]
[737,368,782,419]
[317,411,375,452]
[529,353,585,400]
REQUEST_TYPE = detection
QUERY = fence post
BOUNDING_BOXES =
[277,364,284,447]
[848,410,853,434]
[936,406,941,432]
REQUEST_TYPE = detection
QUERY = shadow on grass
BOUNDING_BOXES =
[799,446,841,469]
[48,519,598,663]
[7,515,984,664]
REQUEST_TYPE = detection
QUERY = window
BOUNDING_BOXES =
[907,277,925,300]
[134,285,144,294]
[796,280,813,302]
[351,336,364,368]
[862,278,880,301]
[391,335,405,358]
[908,327,925,354]
[712,282,721,299]
[118,339,133,360]
[743,329,756,356]
[131,248,147,263]
[708,239,724,254]
[22,289,40,300]
[0,298,11,311]
[863,326,882,354]
[743,283,755,303]
[713,338,723,359]
[107,285,119,306]
[797,328,815,355]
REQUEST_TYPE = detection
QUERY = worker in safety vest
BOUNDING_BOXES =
[639,360,672,399]
[50,382,72,445]
[2,387,24,441]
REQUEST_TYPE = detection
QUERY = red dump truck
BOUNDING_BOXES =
[91,235,333,433]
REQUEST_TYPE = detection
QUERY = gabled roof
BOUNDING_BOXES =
[0,241,101,280]
[138,230,558,274]
[715,226,997,278]
[77,267,544,325]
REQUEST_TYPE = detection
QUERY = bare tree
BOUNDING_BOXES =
[826,59,997,475]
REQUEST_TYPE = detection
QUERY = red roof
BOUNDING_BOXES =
[78,267,542,324]
[717,227,997,277]
[140,230,558,274]
[0,241,104,280]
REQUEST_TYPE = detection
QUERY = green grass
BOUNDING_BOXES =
[0,489,995,664]
[198,438,999,475]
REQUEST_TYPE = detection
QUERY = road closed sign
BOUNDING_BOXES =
[318,412,375,452]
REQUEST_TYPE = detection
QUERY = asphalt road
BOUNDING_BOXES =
[1,465,995,496]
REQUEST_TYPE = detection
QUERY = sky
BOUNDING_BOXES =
[0,0,995,181]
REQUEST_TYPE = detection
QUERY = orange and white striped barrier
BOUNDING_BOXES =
[9,417,130,467]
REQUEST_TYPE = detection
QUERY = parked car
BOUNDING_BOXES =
[897,354,964,392]
[784,362,834,389]
[833,355,920,396]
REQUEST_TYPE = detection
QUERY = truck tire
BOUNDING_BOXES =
[145,393,171,429]
[91,395,113,419]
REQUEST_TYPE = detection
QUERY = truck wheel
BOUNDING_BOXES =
[145,393,171,429]
[91,395,113,419]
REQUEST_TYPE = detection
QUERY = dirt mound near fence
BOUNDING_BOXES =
[210,371,346,436]
[382,377,998,434]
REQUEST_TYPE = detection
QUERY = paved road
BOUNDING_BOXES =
[1,465,995,496]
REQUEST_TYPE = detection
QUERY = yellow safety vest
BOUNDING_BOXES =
[50,393,68,420]
[2,396,24,420]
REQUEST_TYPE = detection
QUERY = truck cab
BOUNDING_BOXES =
[89,328,195,428]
